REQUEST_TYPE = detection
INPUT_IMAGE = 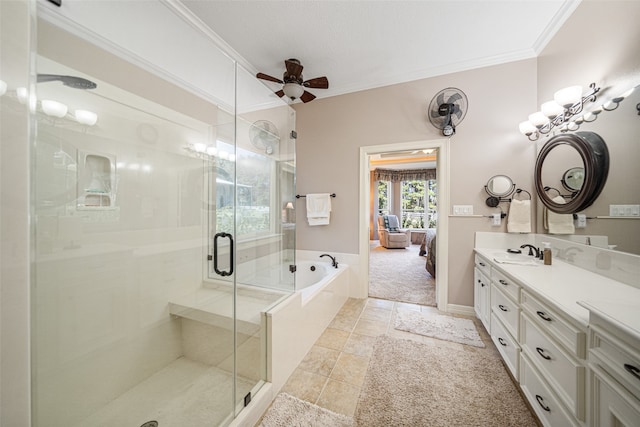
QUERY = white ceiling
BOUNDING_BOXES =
[181,0,579,102]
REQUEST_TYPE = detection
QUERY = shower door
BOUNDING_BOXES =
[207,65,297,416]
[30,5,285,426]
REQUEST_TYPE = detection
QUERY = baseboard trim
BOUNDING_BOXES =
[446,304,475,317]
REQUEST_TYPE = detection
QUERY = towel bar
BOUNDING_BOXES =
[296,193,336,199]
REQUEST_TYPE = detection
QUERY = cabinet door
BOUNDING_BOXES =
[592,367,640,427]
[474,267,490,331]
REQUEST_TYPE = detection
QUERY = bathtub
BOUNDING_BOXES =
[294,261,343,304]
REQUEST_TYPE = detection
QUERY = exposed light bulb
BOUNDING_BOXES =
[206,146,217,156]
[193,143,206,153]
[42,100,68,118]
[74,109,98,126]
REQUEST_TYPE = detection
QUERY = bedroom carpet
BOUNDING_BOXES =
[368,241,435,306]
[394,309,485,348]
[354,335,538,427]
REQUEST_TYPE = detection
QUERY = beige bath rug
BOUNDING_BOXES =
[354,335,538,426]
[259,392,353,427]
[394,309,485,347]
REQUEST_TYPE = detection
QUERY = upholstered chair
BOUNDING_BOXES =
[377,215,411,248]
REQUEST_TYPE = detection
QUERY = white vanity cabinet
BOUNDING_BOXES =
[581,303,640,426]
[473,255,491,332]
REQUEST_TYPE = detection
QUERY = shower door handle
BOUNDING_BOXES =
[213,232,234,277]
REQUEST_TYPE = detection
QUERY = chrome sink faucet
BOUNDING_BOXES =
[320,253,338,268]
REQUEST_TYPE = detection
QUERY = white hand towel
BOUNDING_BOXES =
[546,195,575,234]
[306,193,331,226]
[507,199,531,233]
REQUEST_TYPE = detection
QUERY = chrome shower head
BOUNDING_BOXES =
[37,74,97,90]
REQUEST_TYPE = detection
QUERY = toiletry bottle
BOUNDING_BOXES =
[543,242,552,265]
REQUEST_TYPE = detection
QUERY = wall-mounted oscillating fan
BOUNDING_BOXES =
[249,120,280,154]
[428,88,468,136]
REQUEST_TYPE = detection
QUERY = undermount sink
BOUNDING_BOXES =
[492,251,540,266]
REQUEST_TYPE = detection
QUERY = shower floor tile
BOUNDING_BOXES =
[73,357,254,427]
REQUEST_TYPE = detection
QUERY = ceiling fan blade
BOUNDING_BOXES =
[303,76,329,89]
[275,89,285,98]
[285,59,303,79]
[257,72,283,84]
[436,92,445,106]
[300,90,316,103]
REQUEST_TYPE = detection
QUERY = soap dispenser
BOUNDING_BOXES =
[542,242,552,265]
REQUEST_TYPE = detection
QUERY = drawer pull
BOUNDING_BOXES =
[536,347,552,360]
[498,304,508,312]
[535,395,551,412]
[499,279,508,286]
[479,262,486,267]
[624,363,640,380]
[498,337,507,347]
[536,311,552,322]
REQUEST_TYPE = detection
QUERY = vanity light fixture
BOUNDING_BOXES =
[0,80,7,97]
[41,99,68,118]
[74,109,98,126]
[519,82,600,141]
[16,87,29,104]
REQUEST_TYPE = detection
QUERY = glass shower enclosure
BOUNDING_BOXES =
[31,7,295,427]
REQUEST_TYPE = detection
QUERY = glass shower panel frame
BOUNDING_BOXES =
[31,18,238,427]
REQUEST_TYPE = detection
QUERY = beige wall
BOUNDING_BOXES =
[536,0,640,254]
[294,0,640,307]
[294,59,538,307]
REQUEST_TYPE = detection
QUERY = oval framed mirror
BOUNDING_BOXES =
[535,131,609,214]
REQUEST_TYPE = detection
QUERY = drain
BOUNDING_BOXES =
[140,422,158,427]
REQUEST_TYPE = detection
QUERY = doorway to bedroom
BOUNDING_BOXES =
[368,149,438,307]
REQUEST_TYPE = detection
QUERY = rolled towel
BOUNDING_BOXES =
[507,199,531,233]
[546,195,575,234]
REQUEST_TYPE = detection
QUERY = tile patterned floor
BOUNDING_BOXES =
[280,297,498,418]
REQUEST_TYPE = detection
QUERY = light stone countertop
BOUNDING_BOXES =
[474,247,640,338]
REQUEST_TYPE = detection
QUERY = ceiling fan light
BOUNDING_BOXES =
[283,83,304,100]
[554,85,583,108]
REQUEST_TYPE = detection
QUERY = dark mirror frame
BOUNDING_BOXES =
[535,131,609,214]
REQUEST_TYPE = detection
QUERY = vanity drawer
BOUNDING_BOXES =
[491,284,519,340]
[521,290,586,359]
[520,353,580,427]
[490,312,520,380]
[590,324,640,400]
[474,254,491,277]
[521,313,586,421]
[491,268,520,303]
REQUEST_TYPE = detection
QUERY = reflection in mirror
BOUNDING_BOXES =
[537,84,640,255]
[562,167,584,192]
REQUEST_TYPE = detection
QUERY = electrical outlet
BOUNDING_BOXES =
[491,213,501,226]
[610,204,640,216]
[575,214,587,228]
[453,205,473,215]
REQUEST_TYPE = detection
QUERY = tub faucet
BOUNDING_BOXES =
[320,253,338,268]
[520,244,540,258]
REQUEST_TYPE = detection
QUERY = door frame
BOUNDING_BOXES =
[359,139,450,311]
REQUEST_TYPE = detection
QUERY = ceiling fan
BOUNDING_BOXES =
[256,58,329,103]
